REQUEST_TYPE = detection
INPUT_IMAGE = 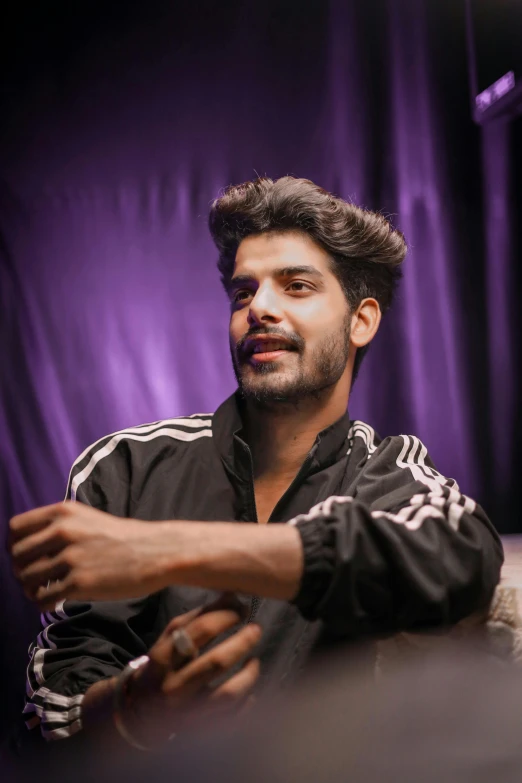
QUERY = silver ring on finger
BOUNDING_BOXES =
[171,628,198,666]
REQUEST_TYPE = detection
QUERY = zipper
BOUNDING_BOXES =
[246,595,260,624]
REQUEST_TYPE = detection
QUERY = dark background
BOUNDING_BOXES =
[471,0,522,93]
[1,0,520,745]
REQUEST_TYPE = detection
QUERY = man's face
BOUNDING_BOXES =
[227,231,352,405]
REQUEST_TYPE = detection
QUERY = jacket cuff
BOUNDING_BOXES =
[290,517,337,620]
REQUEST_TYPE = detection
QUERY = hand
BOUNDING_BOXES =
[9,499,304,609]
[120,596,261,745]
[9,501,171,609]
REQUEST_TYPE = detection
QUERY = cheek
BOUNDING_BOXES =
[229,311,247,345]
[297,298,346,337]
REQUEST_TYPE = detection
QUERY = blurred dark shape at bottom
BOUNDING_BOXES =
[8,640,522,783]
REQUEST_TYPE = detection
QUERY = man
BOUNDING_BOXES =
[9,176,503,751]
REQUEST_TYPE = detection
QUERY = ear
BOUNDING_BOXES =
[350,298,381,349]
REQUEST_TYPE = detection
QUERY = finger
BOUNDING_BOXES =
[18,555,70,597]
[162,607,206,637]
[180,659,260,732]
[144,599,246,688]
[183,608,245,650]
[198,592,249,620]
[164,623,262,696]
[11,527,67,572]
[7,519,51,551]
[208,657,260,705]
[35,579,74,611]
[151,608,244,677]
[162,593,247,638]
[9,503,66,543]
[162,607,242,645]
[170,607,244,670]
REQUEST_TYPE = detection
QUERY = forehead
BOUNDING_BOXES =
[233,231,334,278]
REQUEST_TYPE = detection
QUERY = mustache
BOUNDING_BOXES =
[235,327,304,359]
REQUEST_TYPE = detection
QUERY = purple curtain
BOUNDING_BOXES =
[1,0,520,741]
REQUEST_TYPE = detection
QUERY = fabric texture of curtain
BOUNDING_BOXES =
[0,0,520,742]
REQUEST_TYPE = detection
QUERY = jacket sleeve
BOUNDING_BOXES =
[23,438,152,741]
[289,434,504,637]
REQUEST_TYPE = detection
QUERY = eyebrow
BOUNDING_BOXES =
[228,265,325,289]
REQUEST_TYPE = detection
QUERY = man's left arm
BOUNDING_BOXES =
[10,436,503,636]
[166,435,504,636]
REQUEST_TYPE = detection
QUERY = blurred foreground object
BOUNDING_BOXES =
[8,540,521,782]
[377,534,522,671]
[45,638,522,783]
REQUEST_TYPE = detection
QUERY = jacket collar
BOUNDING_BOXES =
[212,391,351,479]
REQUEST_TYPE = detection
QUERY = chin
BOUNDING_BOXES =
[239,376,304,405]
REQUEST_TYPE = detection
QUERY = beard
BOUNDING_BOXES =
[231,312,351,408]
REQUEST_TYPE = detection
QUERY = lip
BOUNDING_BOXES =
[243,336,295,358]
[249,348,292,363]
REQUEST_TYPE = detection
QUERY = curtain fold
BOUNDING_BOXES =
[0,0,520,740]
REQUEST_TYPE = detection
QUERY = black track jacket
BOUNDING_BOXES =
[23,393,503,741]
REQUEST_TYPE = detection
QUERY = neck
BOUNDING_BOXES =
[242,381,350,481]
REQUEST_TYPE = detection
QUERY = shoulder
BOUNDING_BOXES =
[347,420,382,459]
[67,413,214,500]
[348,423,432,467]
[349,423,460,493]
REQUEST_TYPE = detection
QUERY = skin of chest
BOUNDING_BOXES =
[254,476,295,524]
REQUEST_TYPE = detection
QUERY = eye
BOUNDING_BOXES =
[232,289,253,305]
[286,281,313,293]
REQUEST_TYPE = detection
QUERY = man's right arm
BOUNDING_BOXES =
[24,595,155,741]
[83,603,261,750]
[25,596,260,748]
[25,439,148,742]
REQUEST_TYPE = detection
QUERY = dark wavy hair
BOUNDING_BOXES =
[208,176,407,380]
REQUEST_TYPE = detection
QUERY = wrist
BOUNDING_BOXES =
[160,521,304,601]
[133,521,195,594]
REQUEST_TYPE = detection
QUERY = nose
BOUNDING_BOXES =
[247,282,283,328]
